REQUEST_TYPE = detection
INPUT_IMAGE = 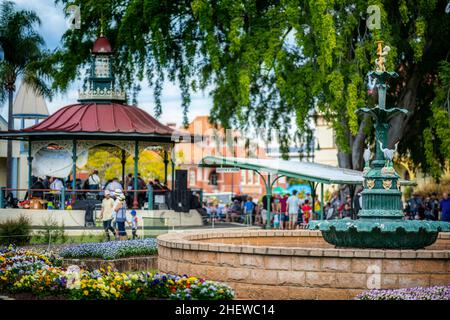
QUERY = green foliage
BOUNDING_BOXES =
[51,0,450,176]
[33,218,67,244]
[422,61,450,180]
[84,148,176,182]
[0,0,54,102]
[0,216,32,246]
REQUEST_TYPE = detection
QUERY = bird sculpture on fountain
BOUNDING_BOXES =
[378,140,399,172]
[363,144,371,174]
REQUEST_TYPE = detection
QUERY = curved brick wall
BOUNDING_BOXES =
[157,230,450,300]
[63,255,157,272]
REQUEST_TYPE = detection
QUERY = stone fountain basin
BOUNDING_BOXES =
[157,229,450,300]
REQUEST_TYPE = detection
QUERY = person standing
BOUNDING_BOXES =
[280,194,289,229]
[341,203,353,219]
[88,170,101,190]
[99,190,115,241]
[49,177,64,192]
[330,192,340,214]
[125,173,133,190]
[424,193,440,221]
[273,194,282,229]
[114,192,130,240]
[408,193,422,220]
[105,178,123,193]
[29,176,45,199]
[130,210,138,239]
[287,190,300,230]
[301,199,312,225]
[440,192,450,222]
[261,194,274,227]
[243,196,255,225]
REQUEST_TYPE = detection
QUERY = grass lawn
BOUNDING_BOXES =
[30,234,106,245]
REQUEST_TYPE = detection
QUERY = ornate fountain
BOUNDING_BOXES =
[309,41,450,249]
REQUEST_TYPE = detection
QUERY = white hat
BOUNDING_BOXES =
[104,190,110,196]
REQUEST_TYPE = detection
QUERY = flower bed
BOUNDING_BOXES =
[1,247,234,300]
[0,246,61,292]
[356,286,450,300]
[59,238,158,260]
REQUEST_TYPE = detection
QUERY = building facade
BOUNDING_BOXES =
[175,116,287,201]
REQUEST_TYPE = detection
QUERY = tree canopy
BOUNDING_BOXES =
[0,0,53,100]
[84,148,168,182]
[52,0,450,179]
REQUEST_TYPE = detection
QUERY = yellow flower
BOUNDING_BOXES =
[110,287,117,294]
[83,290,89,296]
[130,275,138,281]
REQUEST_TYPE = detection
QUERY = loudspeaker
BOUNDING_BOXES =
[175,170,188,191]
[172,189,190,212]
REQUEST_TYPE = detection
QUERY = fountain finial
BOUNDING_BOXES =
[375,40,390,72]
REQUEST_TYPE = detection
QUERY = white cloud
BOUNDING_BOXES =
[12,0,66,50]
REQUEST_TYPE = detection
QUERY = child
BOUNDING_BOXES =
[273,211,280,229]
[302,199,312,225]
[273,195,281,229]
[130,210,138,239]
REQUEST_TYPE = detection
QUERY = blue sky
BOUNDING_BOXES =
[6,0,212,127]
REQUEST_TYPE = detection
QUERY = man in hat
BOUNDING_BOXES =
[113,191,130,240]
[99,190,115,241]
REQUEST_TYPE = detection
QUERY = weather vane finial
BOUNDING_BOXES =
[375,40,390,72]
[100,12,105,36]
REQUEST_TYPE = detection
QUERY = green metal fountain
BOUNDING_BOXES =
[309,41,450,249]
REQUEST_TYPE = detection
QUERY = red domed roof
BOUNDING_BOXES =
[23,103,174,135]
[92,36,112,53]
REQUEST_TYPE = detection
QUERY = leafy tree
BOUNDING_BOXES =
[83,148,179,183]
[422,61,450,180]
[83,147,183,182]
[0,0,54,189]
[52,0,450,178]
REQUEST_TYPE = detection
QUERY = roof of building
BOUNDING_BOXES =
[12,82,49,118]
[22,102,174,135]
[200,155,416,186]
[92,36,112,53]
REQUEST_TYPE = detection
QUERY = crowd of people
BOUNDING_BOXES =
[204,191,324,229]
[405,192,450,222]
[203,188,450,228]
[27,169,169,209]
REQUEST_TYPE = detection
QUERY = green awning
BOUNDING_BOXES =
[199,155,416,186]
